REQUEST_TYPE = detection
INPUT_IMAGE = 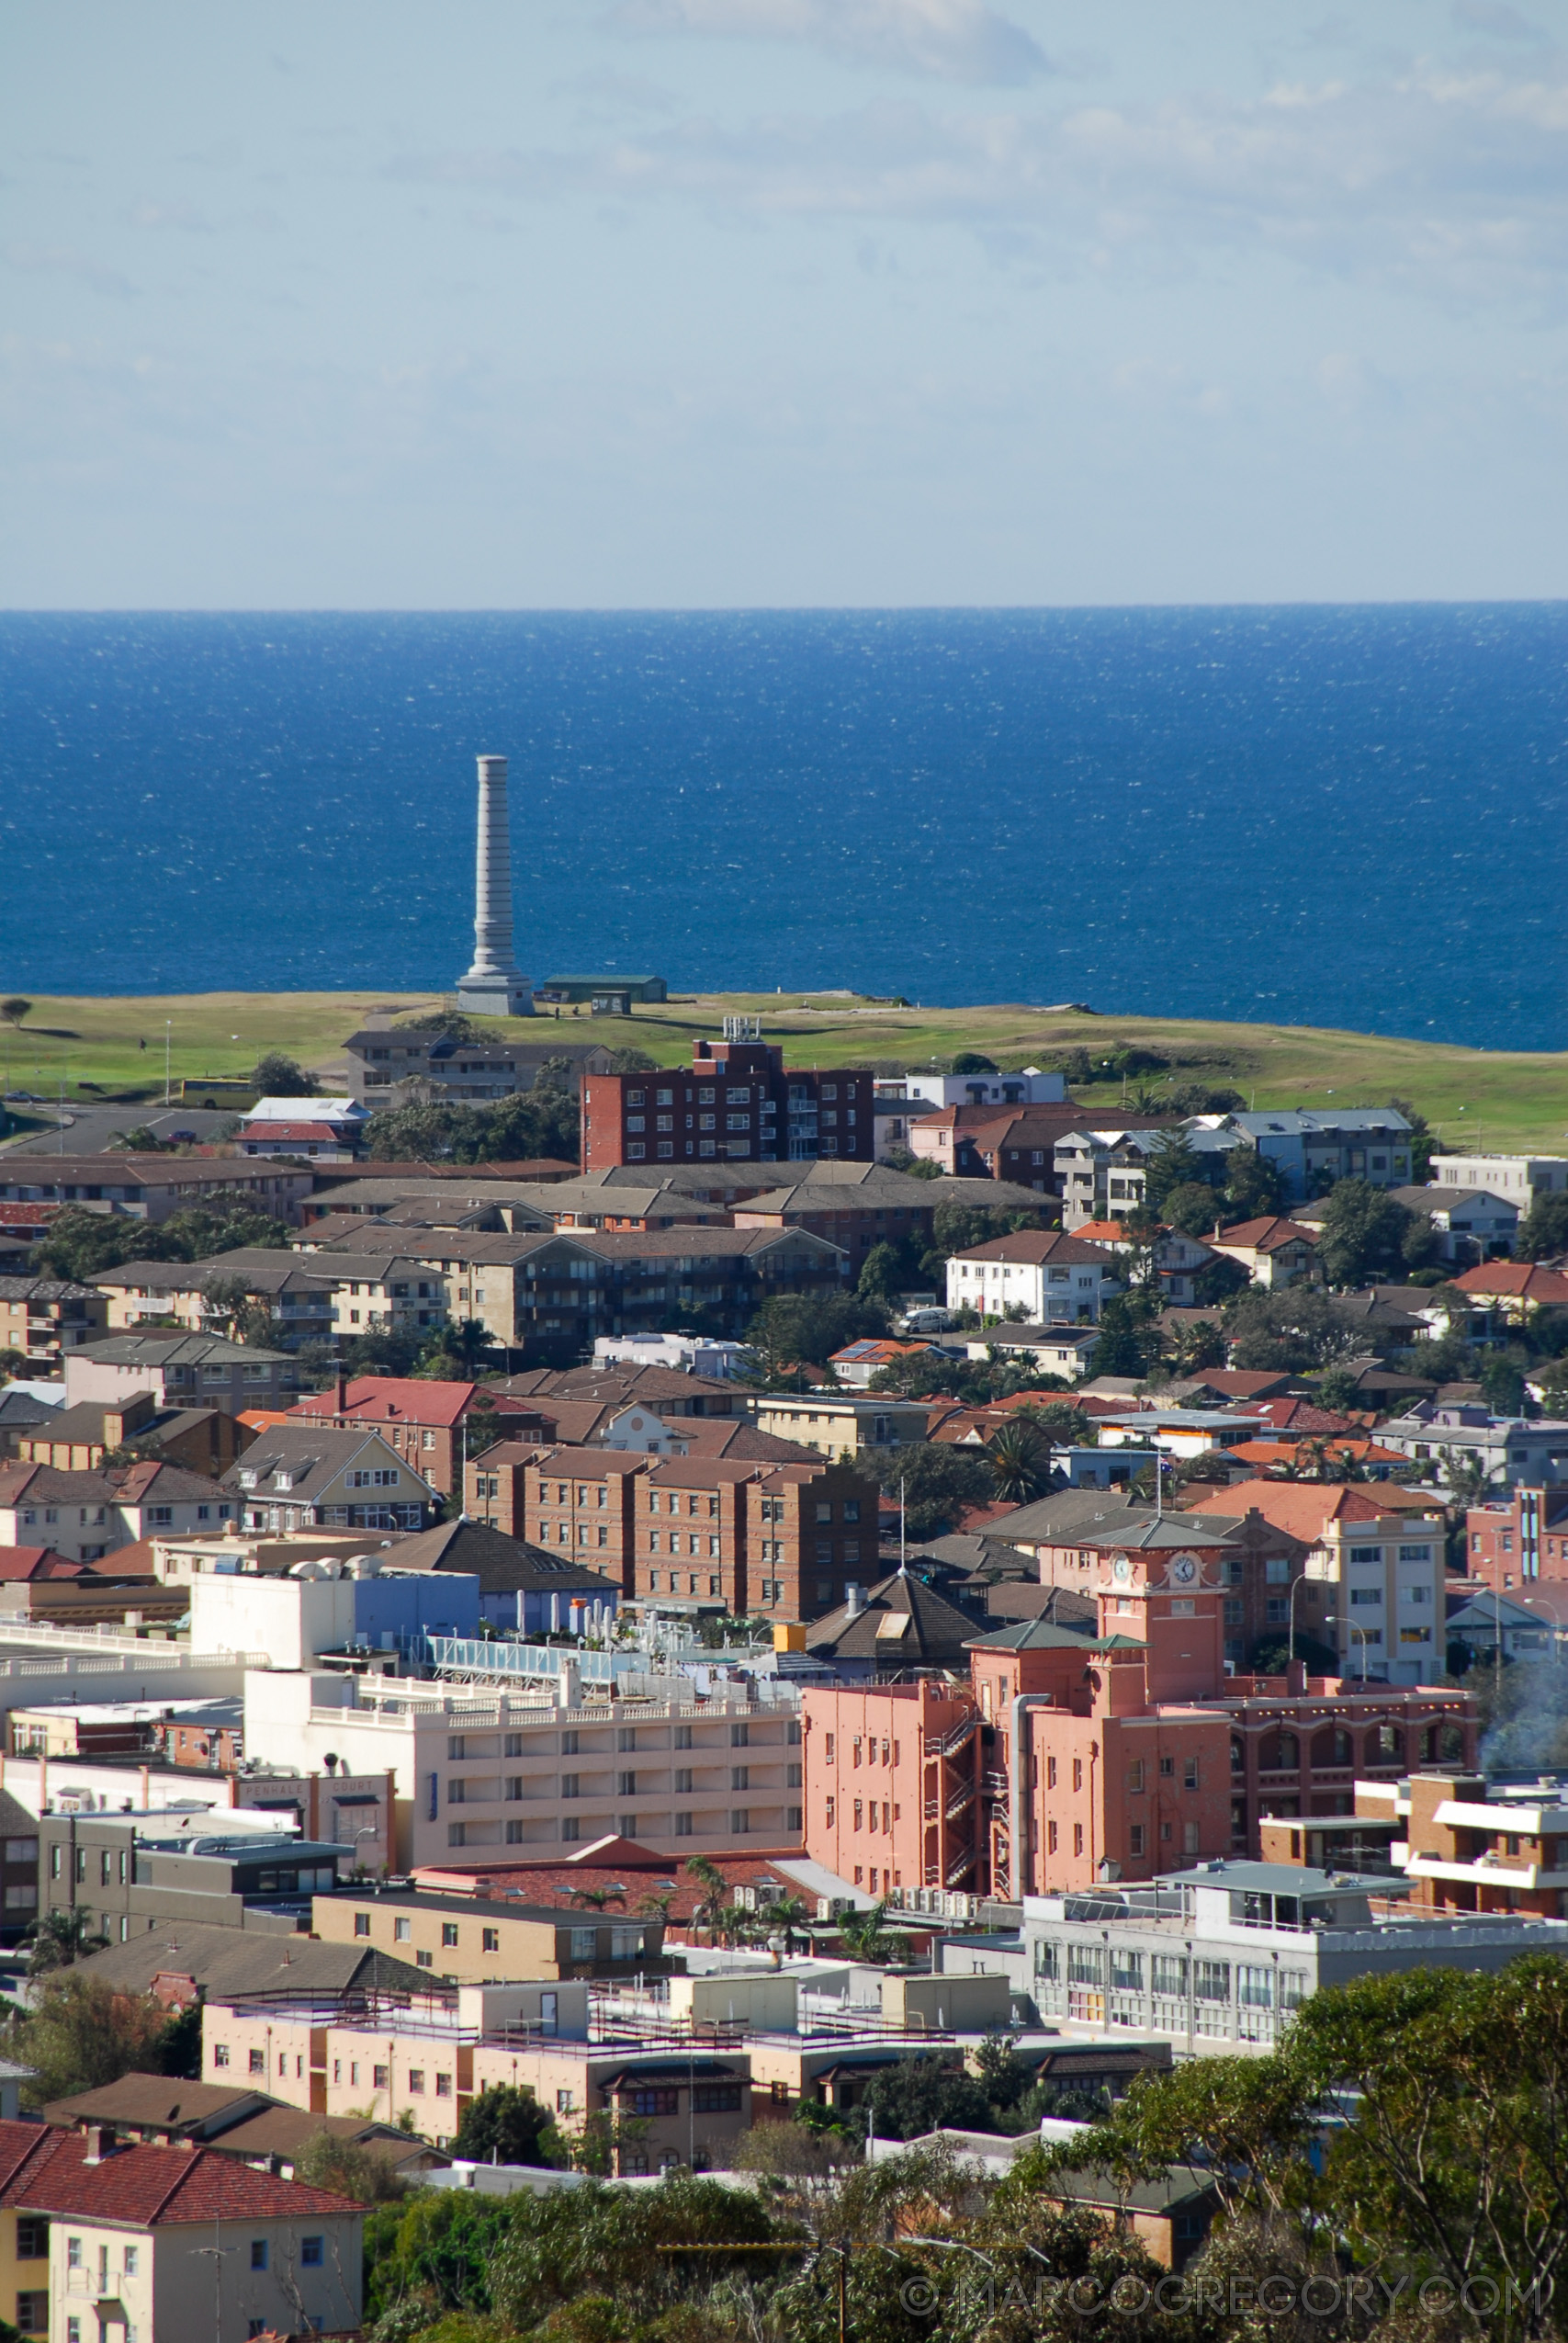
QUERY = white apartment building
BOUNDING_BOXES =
[1431,1154,1568,1207]
[1053,1128,1168,1229]
[892,1069,1066,1112]
[939,1861,1568,2056]
[1297,1505,1445,1687]
[243,1664,805,1870]
[944,1231,1122,1325]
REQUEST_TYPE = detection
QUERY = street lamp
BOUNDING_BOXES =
[1323,1613,1371,1683]
[1287,1573,1317,1668]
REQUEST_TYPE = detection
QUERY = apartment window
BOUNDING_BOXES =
[731,1721,750,1747]
[1073,1823,1084,1855]
[408,2070,425,2094]
[213,2043,230,2067]
[16,2295,45,2336]
[417,1950,434,1969]
[483,1927,500,1952]
[1184,1758,1199,1790]
[675,1724,693,1749]
[730,1810,750,1834]
[1129,1824,1146,1857]
[562,1774,580,1798]
[1127,1760,1144,1792]
[249,2049,265,2075]
[557,2089,575,2114]
[442,1922,459,1947]
[355,1912,370,1937]
[1184,1821,1201,1854]
[301,2237,324,2267]
[374,2064,389,2088]
[394,1918,412,1941]
[675,1813,693,1836]
[251,2241,269,2272]
[675,1768,694,1794]
[570,1927,597,1958]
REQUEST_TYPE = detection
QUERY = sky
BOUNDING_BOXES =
[4,0,1568,608]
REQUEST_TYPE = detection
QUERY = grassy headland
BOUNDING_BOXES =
[0,990,1563,1155]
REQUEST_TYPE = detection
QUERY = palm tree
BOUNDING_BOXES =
[568,1884,627,1911]
[636,1890,675,1927]
[762,1894,814,1954]
[684,1855,731,1943]
[987,1418,1051,1506]
[25,1905,108,1975]
[837,1898,895,1964]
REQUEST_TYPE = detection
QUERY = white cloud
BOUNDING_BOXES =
[1,242,135,298]
[607,0,1053,87]
[389,54,1568,307]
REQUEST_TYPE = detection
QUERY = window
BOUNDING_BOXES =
[355,1912,370,1937]
[394,1917,412,1941]
[408,2070,425,2094]
[16,2294,45,2335]
[15,2221,47,2260]
[301,2237,324,2267]
[442,1922,459,1947]
[692,2082,743,2112]
[249,2048,265,2075]
[374,2065,389,2088]
[570,1927,597,1958]
[213,2043,231,2068]
[1194,1959,1230,2003]
[557,2088,575,2114]
[1129,1824,1145,1857]
[1152,1953,1188,1997]
[483,1926,500,1952]
[251,2241,269,2272]
[416,1950,434,1969]
[1110,1949,1144,1992]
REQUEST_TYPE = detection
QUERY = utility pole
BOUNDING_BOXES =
[164,1019,173,1107]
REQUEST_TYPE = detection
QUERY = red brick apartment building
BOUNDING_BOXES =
[1465,1488,1568,1590]
[582,1036,874,1172]
[804,1534,1477,1899]
[466,1443,879,1622]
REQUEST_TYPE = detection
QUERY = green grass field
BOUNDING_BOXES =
[1,990,1564,1154]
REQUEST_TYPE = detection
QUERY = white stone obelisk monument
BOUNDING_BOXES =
[456,753,534,1016]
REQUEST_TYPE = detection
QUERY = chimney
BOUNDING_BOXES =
[82,2123,111,2164]
[843,1583,863,1618]
[335,1372,348,1416]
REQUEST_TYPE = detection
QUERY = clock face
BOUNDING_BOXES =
[1111,1556,1132,1583]
[1169,1554,1199,1586]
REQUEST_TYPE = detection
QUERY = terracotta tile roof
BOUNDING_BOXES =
[292,1375,478,1429]
[1453,1262,1568,1305]
[1190,1480,1441,1535]
[1224,1437,1408,1469]
[1244,1398,1360,1433]
[1213,1217,1322,1252]
[0,2122,361,2222]
[0,1544,85,1581]
[411,1851,810,1920]
[948,1231,1110,1266]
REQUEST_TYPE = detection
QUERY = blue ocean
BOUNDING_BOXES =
[0,606,1563,1051]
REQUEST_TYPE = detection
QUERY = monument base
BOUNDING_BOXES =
[457,978,535,1018]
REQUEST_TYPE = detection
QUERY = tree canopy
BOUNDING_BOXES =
[1316,1177,1434,1285]
[868,1439,994,1539]
[251,1049,316,1095]
[32,1201,290,1283]
[1224,1286,1362,1372]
